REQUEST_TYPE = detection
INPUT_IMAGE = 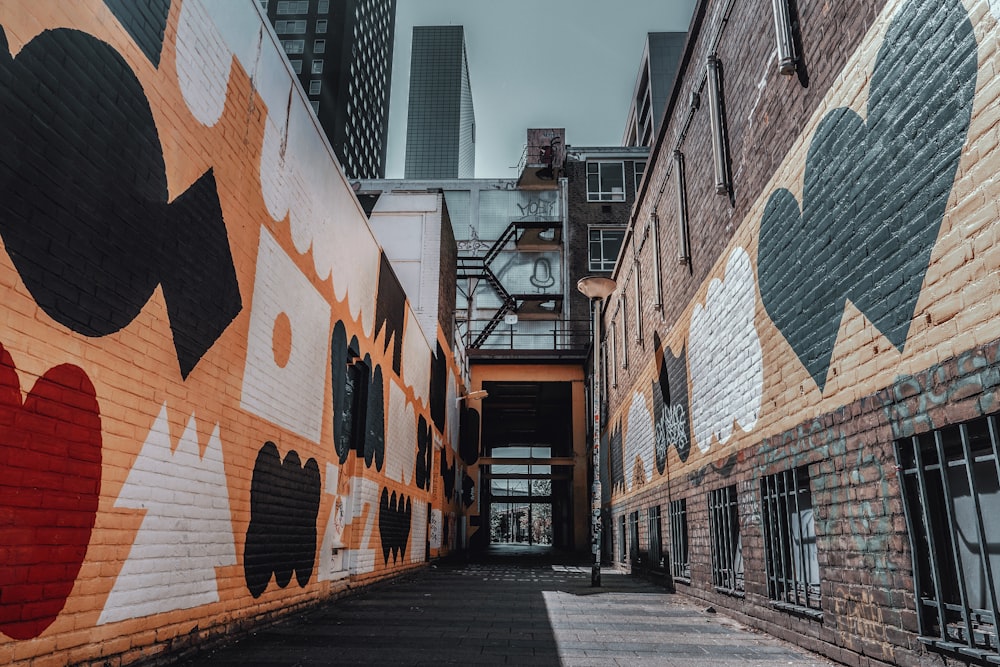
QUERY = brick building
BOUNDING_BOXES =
[598,0,1000,665]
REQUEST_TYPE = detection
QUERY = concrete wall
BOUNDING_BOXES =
[603,0,1000,664]
[0,2,462,664]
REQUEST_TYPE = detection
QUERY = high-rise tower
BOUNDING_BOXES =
[262,0,396,178]
[404,26,476,179]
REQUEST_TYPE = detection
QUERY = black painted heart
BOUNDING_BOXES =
[758,0,977,391]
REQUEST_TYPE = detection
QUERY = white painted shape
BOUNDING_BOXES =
[372,193,439,213]
[446,369,460,453]
[991,0,1000,19]
[391,263,423,309]
[624,392,655,492]
[688,247,764,452]
[370,215,425,260]
[240,228,331,442]
[175,0,233,126]
[429,509,443,550]
[99,406,236,624]
[344,477,379,575]
[411,501,428,563]
[319,463,348,581]
[403,310,431,410]
[385,381,417,485]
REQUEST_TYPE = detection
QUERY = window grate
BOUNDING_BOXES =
[669,498,689,581]
[648,506,664,571]
[896,414,1000,660]
[709,485,744,594]
[761,466,821,611]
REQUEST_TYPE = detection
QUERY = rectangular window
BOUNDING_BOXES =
[628,511,641,566]
[618,514,628,563]
[289,59,302,74]
[318,0,330,12]
[276,0,309,15]
[896,414,1000,661]
[586,161,626,202]
[313,39,326,54]
[316,19,328,33]
[709,485,744,595]
[634,161,646,195]
[311,59,324,74]
[282,39,305,55]
[258,0,269,10]
[310,100,320,114]
[669,499,690,581]
[274,19,307,34]
[308,80,321,95]
[761,466,821,616]
[588,227,624,272]
[648,506,664,571]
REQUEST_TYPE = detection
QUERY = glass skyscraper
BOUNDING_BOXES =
[404,26,476,179]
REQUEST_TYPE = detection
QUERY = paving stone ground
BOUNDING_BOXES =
[171,548,838,666]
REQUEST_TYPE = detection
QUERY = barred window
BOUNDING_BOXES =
[761,466,821,616]
[896,414,1000,661]
[669,499,689,581]
[648,506,664,571]
[628,510,640,566]
[618,514,627,563]
[709,485,744,595]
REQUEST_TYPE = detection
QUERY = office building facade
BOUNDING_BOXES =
[622,32,686,147]
[262,0,395,178]
[405,26,476,179]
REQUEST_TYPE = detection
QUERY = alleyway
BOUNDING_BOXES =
[172,548,837,666]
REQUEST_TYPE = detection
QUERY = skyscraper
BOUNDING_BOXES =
[622,32,686,147]
[262,0,396,179]
[405,26,476,179]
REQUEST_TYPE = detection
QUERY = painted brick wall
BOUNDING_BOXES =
[0,2,464,665]
[603,0,1000,665]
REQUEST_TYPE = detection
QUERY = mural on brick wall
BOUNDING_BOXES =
[379,488,412,565]
[757,0,977,391]
[652,333,691,468]
[624,393,654,491]
[688,247,763,452]
[0,344,102,640]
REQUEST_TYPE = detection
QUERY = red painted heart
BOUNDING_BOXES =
[0,343,101,639]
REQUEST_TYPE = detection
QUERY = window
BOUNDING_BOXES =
[587,161,626,201]
[761,466,821,615]
[648,506,664,571]
[339,358,369,458]
[619,298,628,370]
[709,485,744,595]
[289,59,302,74]
[318,0,330,12]
[282,39,305,55]
[316,19,328,33]
[276,0,309,14]
[634,161,647,195]
[311,59,324,74]
[309,80,321,95]
[628,511,641,566]
[589,227,624,272]
[258,0,269,10]
[608,323,617,388]
[896,414,1000,661]
[310,100,320,114]
[618,514,628,563]
[669,499,690,581]
[274,19,307,33]
[314,39,326,54]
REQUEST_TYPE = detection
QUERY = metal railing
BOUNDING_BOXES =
[459,318,590,352]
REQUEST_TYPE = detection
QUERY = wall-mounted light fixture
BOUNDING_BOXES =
[673,150,691,263]
[456,389,488,407]
[771,0,797,74]
[706,54,730,195]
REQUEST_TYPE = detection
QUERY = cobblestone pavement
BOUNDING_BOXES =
[174,555,838,666]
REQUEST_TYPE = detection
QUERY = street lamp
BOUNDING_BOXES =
[577,276,616,587]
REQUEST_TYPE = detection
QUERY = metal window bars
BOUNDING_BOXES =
[895,415,1000,660]
[709,485,744,594]
[648,506,664,571]
[669,498,690,581]
[760,466,822,612]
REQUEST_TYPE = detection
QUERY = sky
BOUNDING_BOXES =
[384,0,699,179]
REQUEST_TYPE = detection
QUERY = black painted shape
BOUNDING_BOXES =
[0,27,241,379]
[428,342,447,432]
[609,421,624,493]
[244,442,321,598]
[461,472,474,508]
[415,415,432,491]
[459,406,480,465]
[652,333,691,472]
[363,356,385,471]
[330,322,351,463]
[757,0,976,391]
[103,0,171,67]
[378,488,411,565]
[374,252,406,375]
[440,449,456,500]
